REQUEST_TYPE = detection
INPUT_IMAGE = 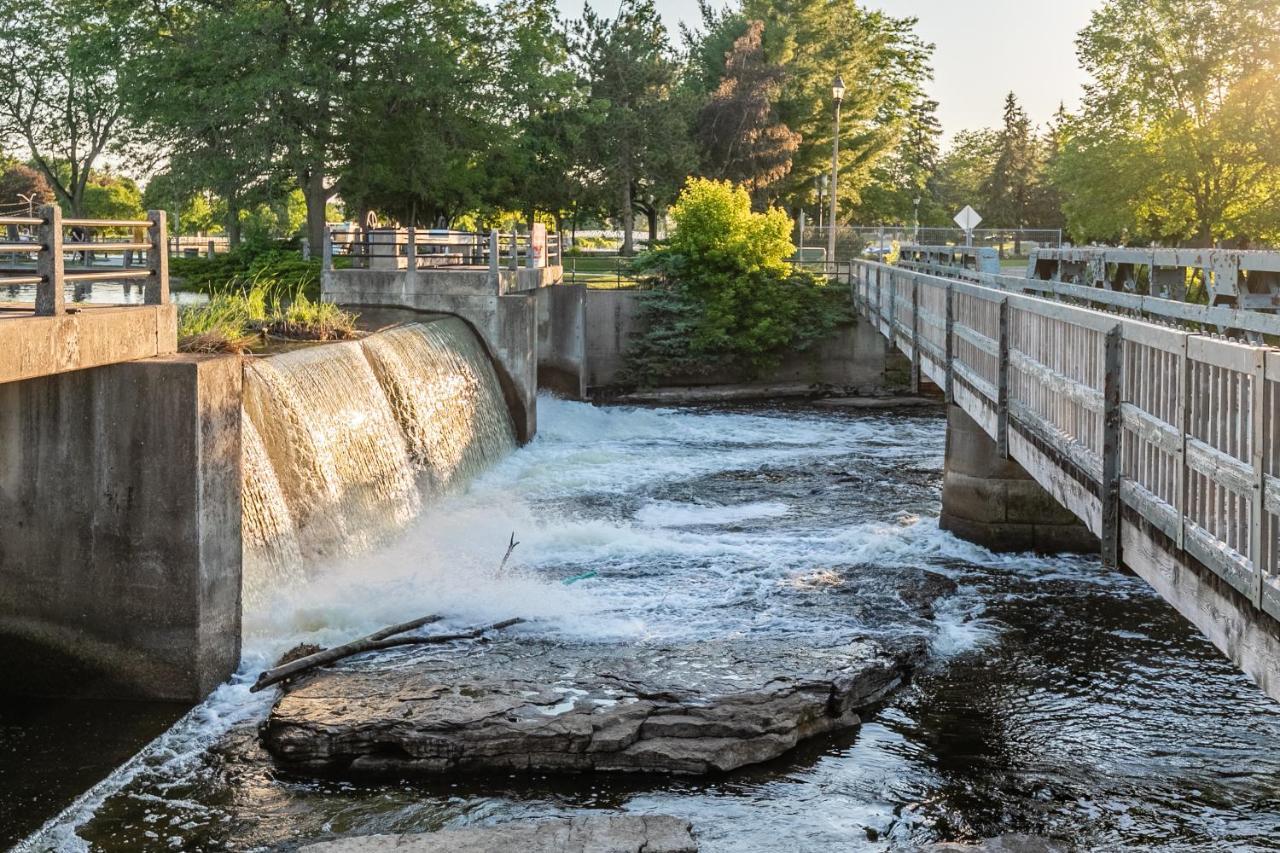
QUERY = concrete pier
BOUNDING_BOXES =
[0,355,243,701]
[940,405,1098,554]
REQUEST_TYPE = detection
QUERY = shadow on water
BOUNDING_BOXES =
[0,697,185,847]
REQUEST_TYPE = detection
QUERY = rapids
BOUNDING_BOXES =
[17,397,1280,852]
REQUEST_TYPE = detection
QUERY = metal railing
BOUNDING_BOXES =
[804,225,1063,262]
[897,256,1280,344]
[322,226,563,274]
[0,205,169,315]
[170,235,230,258]
[852,257,1280,621]
[1027,247,1280,311]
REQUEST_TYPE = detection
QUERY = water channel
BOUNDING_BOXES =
[13,397,1280,851]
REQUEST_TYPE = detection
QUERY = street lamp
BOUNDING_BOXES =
[827,74,845,263]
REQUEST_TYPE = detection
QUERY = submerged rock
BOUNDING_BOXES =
[298,815,697,852]
[262,637,923,778]
[923,835,1071,852]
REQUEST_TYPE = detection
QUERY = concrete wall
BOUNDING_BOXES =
[323,267,555,442]
[940,404,1098,554]
[583,289,907,394]
[0,355,243,701]
[536,284,587,399]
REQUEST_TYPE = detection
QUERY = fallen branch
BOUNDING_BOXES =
[250,615,523,693]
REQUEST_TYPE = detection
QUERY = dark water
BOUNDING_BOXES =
[0,700,184,848]
[15,400,1280,851]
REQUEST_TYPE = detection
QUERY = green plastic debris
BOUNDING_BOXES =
[562,570,598,585]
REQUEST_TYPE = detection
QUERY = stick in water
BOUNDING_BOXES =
[250,616,523,693]
[498,531,519,573]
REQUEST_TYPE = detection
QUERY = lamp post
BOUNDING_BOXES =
[827,74,844,263]
[913,196,921,242]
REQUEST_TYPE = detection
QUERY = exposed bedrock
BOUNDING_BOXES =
[298,815,697,853]
[262,636,925,778]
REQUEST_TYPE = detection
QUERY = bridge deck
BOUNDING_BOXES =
[853,259,1280,698]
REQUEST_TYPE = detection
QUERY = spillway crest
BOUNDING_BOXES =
[240,318,516,604]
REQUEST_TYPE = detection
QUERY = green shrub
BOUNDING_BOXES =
[170,246,321,299]
[624,178,851,385]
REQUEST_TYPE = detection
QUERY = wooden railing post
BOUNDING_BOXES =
[944,282,955,403]
[35,204,64,316]
[887,268,897,339]
[996,297,1010,458]
[322,227,333,271]
[1251,350,1268,606]
[145,209,169,305]
[508,229,518,271]
[1176,336,1189,551]
[910,274,921,393]
[405,227,417,272]
[488,230,499,280]
[1101,324,1124,568]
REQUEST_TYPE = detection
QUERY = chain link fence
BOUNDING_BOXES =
[799,225,1064,266]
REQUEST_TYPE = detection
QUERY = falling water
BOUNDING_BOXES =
[240,317,516,602]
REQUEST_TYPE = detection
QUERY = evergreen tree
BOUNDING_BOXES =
[695,20,800,204]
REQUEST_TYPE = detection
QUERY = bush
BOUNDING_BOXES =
[624,178,851,385]
[170,245,321,299]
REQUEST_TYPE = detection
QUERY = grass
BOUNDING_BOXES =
[565,255,643,288]
[177,272,358,354]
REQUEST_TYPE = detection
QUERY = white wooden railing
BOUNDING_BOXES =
[853,259,1280,623]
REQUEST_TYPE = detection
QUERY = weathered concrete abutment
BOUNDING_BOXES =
[0,355,243,701]
[583,289,908,395]
[322,266,562,441]
[940,405,1098,553]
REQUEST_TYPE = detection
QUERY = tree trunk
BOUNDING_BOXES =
[621,182,634,256]
[302,169,329,251]
[646,206,658,245]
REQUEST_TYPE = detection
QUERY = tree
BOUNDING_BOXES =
[1059,0,1280,246]
[0,0,131,215]
[336,0,500,226]
[0,163,54,216]
[932,129,1000,220]
[853,95,941,225]
[575,0,694,253]
[82,173,145,221]
[695,20,800,203]
[484,0,587,229]
[737,0,932,221]
[981,94,1035,228]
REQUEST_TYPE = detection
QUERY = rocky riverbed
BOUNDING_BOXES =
[263,635,927,778]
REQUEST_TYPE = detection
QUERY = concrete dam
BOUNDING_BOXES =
[241,320,516,606]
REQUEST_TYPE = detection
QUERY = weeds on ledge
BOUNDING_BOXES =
[177,273,358,353]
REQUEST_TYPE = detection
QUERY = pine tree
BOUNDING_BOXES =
[695,20,800,205]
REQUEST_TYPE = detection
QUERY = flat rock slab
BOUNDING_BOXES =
[263,637,922,778]
[294,809,696,850]
[298,815,697,853]
[924,835,1070,852]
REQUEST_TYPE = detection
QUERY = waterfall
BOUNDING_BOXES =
[241,318,517,603]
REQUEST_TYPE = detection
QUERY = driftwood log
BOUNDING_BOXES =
[250,616,524,693]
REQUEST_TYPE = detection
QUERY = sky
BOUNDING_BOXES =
[557,0,1102,142]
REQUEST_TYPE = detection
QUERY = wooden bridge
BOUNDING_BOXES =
[851,258,1280,700]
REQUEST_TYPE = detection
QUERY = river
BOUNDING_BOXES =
[16,397,1280,851]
